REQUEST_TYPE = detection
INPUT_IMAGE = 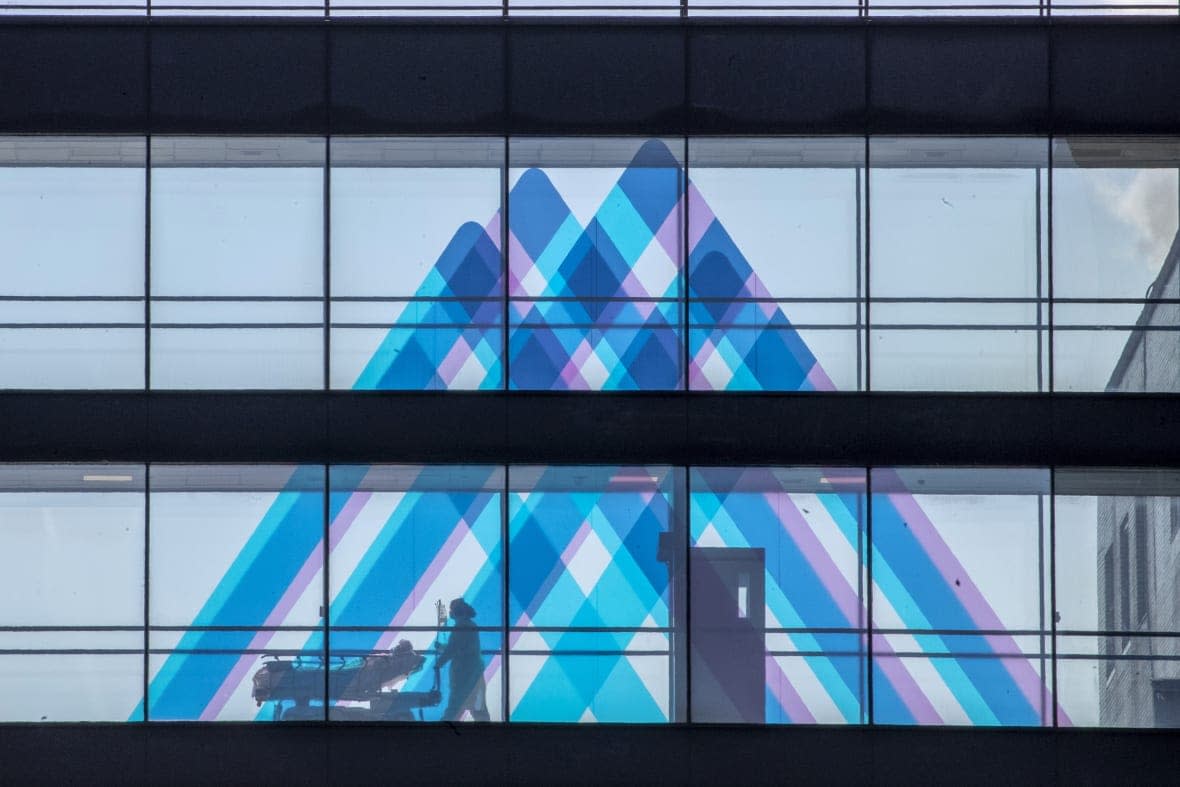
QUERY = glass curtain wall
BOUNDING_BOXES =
[2,135,1179,392]
[4,462,1180,727]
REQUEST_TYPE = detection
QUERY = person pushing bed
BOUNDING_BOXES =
[436,598,490,722]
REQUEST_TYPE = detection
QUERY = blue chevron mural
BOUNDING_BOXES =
[139,140,1063,726]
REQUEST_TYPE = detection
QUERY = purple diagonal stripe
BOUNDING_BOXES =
[484,211,502,252]
[766,655,816,724]
[805,363,836,392]
[375,517,475,651]
[870,633,946,725]
[777,494,942,724]
[654,196,684,266]
[199,491,373,721]
[507,230,533,297]
[686,183,714,251]
[881,475,1070,726]
[437,336,473,386]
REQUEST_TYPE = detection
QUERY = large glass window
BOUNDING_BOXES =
[328,465,504,722]
[508,139,684,390]
[870,468,1053,726]
[687,139,864,391]
[1055,469,1180,728]
[330,138,503,391]
[150,138,325,389]
[1052,139,1180,393]
[869,138,1048,391]
[0,464,145,721]
[147,465,325,721]
[507,466,684,722]
[0,137,145,389]
[690,468,867,724]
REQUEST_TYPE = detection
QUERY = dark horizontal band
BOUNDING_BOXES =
[2,391,1177,466]
[2,723,1178,786]
[1,19,1178,134]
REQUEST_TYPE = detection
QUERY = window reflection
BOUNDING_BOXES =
[1052,139,1180,393]
[1055,469,1180,728]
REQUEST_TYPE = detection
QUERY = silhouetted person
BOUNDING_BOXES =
[437,598,490,721]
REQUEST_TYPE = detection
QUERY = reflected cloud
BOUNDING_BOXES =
[1094,169,1179,281]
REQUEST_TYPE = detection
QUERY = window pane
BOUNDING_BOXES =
[508,466,684,722]
[0,137,145,388]
[1052,139,1180,393]
[0,464,145,626]
[687,139,863,391]
[508,139,684,390]
[0,651,143,722]
[691,467,867,724]
[0,465,145,721]
[869,138,1047,391]
[150,138,324,389]
[327,465,504,722]
[871,468,1053,726]
[148,630,321,722]
[147,465,325,722]
[1057,636,1180,729]
[330,139,503,391]
[1057,467,1175,641]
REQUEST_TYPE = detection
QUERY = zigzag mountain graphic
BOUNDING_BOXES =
[139,139,1066,727]
[355,138,824,392]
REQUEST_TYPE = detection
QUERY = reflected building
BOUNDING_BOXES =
[1098,230,1180,727]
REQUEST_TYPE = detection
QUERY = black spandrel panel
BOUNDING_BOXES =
[150,25,326,134]
[689,24,865,134]
[869,24,1048,134]
[331,25,505,135]
[1052,23,1180,134]
[0,26,147,133]
[510,25,685,134]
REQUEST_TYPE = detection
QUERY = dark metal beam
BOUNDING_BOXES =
[1,19,1178,135]
[1,392,1176,467]
[3,722,1179,786]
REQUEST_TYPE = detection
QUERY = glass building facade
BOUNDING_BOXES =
[2,15,1179,772]
[4,463,1180,727]
[3,135,1177,393]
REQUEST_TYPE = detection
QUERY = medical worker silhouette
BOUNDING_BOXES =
[436,598,490,721]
